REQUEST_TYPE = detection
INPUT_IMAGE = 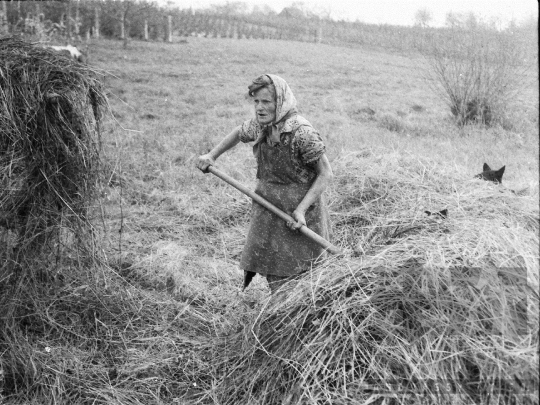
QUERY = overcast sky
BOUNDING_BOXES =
[162,0,537,27]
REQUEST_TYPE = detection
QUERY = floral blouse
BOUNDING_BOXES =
[239,115,326,183]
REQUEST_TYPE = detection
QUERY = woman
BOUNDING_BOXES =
[196,74,333,293]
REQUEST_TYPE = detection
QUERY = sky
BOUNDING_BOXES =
[161,0,537,27]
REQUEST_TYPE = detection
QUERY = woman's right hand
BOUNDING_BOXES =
[196,153,215,173]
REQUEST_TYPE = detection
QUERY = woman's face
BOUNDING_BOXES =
[253,87,276,126]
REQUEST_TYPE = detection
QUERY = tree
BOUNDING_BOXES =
[445,11,462,28]
[414,8,432,28]
[107,0,155,47]
[252,4,276,16]
[465,12,478,30]
[210,2,249,16]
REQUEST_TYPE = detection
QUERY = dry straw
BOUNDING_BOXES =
[0,36,106,257]
[0,37,109,399]
[206,150,539,404]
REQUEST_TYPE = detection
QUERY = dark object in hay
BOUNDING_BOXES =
[475,163,505,184]
[243,271,256,291]
[451,98,492,125]
[0,37,106,251]
[424,209,448,218]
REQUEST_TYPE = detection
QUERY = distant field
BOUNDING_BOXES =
[94,37,539,190]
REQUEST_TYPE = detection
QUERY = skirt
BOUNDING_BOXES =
[239,181,331,277]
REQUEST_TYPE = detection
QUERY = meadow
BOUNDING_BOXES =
[1,35,539,404]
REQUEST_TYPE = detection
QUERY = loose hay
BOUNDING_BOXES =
[0,37,109,400]
[207,151,539,405]
[0,37,106,255]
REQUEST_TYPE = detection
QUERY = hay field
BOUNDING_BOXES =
[2,36,539,404]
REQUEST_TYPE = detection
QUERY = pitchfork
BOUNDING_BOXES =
[206,165,341,256]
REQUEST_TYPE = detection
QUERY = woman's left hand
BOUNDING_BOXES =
[288,210,306,231]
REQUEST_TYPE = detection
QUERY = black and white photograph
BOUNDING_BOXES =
[0,0,537,403]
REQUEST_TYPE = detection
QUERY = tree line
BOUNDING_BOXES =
[0,1,535,58]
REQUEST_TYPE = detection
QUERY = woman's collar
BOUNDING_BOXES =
[273,111,298,133]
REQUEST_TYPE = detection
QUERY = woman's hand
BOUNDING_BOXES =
[194,126,242,173]
[196,153,215,173]
[287,209,306,231]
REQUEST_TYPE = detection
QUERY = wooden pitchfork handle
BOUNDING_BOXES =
[206,165,342,255]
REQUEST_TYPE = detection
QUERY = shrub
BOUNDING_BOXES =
[378,112,406,133]
[422,23,531,126]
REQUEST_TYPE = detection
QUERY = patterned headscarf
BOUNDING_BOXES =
[265,74,298,126]
[250,74,298,148]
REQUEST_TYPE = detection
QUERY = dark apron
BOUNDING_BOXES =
[239,132,331,278]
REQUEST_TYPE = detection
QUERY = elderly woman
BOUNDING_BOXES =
[196,74,333,293]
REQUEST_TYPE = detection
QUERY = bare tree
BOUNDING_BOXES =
[422,21,530,126]
[115,0,154,48]
[414,8,432,28]
[444,11,477,29]
[445,12,461,28]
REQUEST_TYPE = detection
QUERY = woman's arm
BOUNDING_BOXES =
[196,125,241,173]
[288,154,333,230]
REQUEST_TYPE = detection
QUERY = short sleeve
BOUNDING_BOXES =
[294,125,326,165]
[239,119,261,143]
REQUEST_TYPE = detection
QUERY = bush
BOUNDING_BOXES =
[422,23,531,127]
[378,112,406,133]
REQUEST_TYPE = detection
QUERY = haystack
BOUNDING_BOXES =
[0,37,106,255]
[209,150,539,404]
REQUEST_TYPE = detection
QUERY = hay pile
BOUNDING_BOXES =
[0,37,106,254]
[207,150,539,404]
[0,38,108,399]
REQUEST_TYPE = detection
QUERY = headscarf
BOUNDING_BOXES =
[266,74,298,126]
[253,74,298,148]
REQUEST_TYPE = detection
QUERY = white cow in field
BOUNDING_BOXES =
[47,45,86,63]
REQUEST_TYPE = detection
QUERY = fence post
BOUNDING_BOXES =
[144,19,148,41]
[317,23,323,43]
[0,1,8,34]
[66,0,72,40]
[167,15,172,42]
[75,0,80,36]
[120,19,125,39]
[94,6,100,39]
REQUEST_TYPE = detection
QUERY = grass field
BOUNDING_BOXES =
[2,36,539,404]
